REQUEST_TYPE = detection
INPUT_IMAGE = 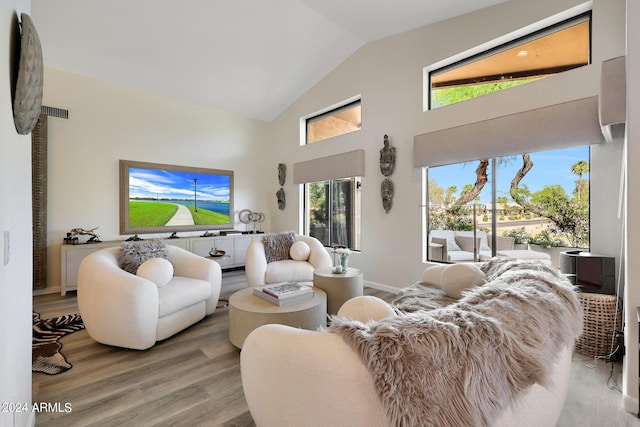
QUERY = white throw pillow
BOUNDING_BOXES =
[421,264,448,287]
[440,263,487,299]
[136,257,174,288]
[289,241,311,261]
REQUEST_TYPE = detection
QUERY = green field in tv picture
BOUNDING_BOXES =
[129,200,230,227]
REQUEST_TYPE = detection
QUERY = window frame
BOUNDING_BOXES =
[426,11,592,110]
[423,147,591,263]
[300,96,362,145]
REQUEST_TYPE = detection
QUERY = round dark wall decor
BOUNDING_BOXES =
[13,13,44,135]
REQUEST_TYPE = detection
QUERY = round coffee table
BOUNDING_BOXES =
[228,285,327,348]
[313,267,363,315]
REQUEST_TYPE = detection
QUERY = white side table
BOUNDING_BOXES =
[313,267,364,315]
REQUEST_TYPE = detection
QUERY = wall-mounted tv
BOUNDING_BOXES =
[120,160,234,235]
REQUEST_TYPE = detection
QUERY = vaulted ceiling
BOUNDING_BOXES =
[31,0,508,121]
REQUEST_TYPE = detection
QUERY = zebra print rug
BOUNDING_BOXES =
[33,312,85,375]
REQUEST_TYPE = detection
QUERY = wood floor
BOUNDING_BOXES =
[33,270,640,426]
[32,271,393,426]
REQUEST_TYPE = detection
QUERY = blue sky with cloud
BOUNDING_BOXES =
[129,167,230,201]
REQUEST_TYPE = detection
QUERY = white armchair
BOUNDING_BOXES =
[241,295,573,427]
[245,234,332,287]
[77,245,221,350]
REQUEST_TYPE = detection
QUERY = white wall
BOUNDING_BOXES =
[623,0,640,414]
[268,0,626,288]
[41,68,271,293]
[1,1,34,426]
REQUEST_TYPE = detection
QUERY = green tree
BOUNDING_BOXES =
[428,178,445,205]
[308,182,327,225]
[444,186,458,206]
[530,185,570,212]
[571,160,590,207]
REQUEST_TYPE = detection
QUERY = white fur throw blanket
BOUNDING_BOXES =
[329,258,583,427]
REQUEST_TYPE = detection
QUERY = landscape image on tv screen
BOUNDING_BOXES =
[120,160,234,234]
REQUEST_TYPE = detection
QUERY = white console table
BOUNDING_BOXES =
[60,234,260,295]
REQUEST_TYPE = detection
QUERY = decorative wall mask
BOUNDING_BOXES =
[276,188,286,210]
[380,134,395,213]
[381,178,394,213]
[379,134,396,177]
[13,14,44,135]
[278,163,286,186]
[277,163,286,210]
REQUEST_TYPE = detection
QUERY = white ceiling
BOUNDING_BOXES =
[31,0,507,122]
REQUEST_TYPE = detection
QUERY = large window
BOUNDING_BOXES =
[303,98,361,145]
[304,177,361,251]
[428,13,590,109]
[425,146,590,265]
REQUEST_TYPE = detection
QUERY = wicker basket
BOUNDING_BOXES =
[575,293,622,358]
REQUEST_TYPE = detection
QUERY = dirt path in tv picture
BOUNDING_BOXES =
[165,204,195,226]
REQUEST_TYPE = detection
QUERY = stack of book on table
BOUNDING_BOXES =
[253,282,314,306]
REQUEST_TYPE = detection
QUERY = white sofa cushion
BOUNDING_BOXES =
[137,257,174,288]
[289,241,311,261]
[455,231,491,251]
[158,276,212,317]
[448,251,477,262]
[265,260,316,284]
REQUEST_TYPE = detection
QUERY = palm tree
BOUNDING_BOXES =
[571,160,589,179]
[571,160,589,203]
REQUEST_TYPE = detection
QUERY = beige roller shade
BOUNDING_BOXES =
[293,149,365,184]
[413,96,603,168]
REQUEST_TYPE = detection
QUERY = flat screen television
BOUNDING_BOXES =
[120,160,234,235]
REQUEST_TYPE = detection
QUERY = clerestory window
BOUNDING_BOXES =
[302,98,361,145]
[427,12,591,109]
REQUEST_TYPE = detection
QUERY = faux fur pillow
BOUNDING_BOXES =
[118,239,170,274]
[263,232,296,263]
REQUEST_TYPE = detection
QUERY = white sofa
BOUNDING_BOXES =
[429,229,550,263]
[245,234,332,287]
[241,259,580,427]
[77,245,221,350]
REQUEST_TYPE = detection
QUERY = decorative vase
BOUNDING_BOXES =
[340,253,349,272]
